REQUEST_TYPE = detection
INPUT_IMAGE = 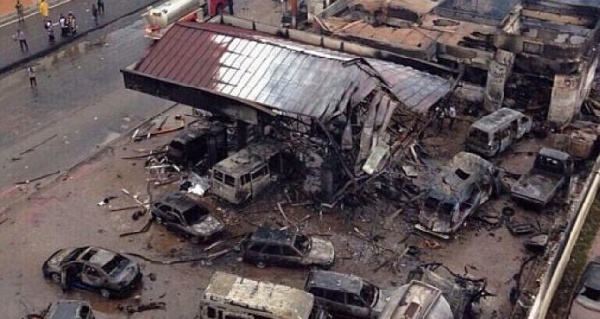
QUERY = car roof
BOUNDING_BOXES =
[582,261,600,291]
[213,141,281,177]
[470,107,526,132]
[539,147,571,161]
[306,270,364,294]
[155,191,198,211]
[76,246,119,268]
[48,300,89,319]
[204,271,314,319]
[250,226,297,244]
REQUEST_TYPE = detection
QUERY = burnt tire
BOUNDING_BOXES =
[49,272,61,284]
[256,261,266,269]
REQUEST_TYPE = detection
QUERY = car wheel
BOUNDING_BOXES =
[100,289,111,299]
[256,261,266,269]
[154,216,163,224]
[49,272,61,284]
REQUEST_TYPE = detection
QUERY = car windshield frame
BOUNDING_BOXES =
[63,247,87,264]
[360,280,378,306]
[293,234,310,253]
[181,206,208,225]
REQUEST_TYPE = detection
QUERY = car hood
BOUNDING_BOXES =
[189,215,224,237]
[305,237,335,266]
[44,248,75,272]
[373,288,394,313]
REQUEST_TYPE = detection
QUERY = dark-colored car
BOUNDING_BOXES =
[45,300,95,319]
[241,226,335,269]
[150,191,224,243]
[569,256,600,319]
[42,246,142,298]
[304,270,391,319]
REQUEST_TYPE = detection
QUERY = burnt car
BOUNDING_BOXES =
[42,246,142,298]
[511,147,573,207]
[304,270,392,319]
[241,226,335,269]
[416,152,500,238]
[45,300,95,319]
[151,191,224,243]
[569,256,600,319]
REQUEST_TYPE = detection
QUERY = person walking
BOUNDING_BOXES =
[91,4,99,26]
[67,12,77,36]
[45,19,55,44]
[15,0,25,23]
[13,29,29,52]
[28,67,37,87]
[97,0,105,15]
[448,105,457,130]
[59,13,68,38]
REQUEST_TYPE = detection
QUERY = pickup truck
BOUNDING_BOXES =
[510,148,574,207]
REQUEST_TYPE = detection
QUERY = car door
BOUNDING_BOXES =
[243,242,264,263]
[281,244,303,266]
[322,289,347,315]
[261,244,283,266]
[80,264,108,292]
[347,292,370,318]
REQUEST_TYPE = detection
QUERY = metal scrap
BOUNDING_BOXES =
[15,170,61,185]
[124,248,233,265]
[18,133,58,156]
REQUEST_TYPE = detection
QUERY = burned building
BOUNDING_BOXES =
[313,0,600,127]
[122,21,454,202]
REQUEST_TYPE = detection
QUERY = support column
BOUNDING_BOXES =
[547,56,598,127]
[236,120,248,151]
[484,50,515,112]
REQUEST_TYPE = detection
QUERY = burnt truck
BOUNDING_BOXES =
[510,147,574,207]
[416,152,500,239]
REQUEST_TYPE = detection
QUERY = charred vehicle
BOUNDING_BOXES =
[151,191,224,243]
[199,271,319,319]
[510,148,574,207]
[42,246,142,298]
[401,263,489,319]
[304,270,392,319]
[241,226,335,269]
[44,300,95,319]
[465,108,532,157]
[166,121,227,168]
[211,141,284,205]
[416,152,500,238]
[569,256,600,319]
[379,280,453,319]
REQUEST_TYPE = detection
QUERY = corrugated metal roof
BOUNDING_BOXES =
[135,22,452,117]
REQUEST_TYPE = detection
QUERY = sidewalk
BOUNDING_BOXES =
[0,0,161,74]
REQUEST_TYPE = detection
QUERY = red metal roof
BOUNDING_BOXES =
[134,21,452,117]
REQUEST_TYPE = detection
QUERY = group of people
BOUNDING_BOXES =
[12,0,107,52]
[434,105,458,132]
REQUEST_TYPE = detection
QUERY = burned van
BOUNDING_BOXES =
[199,271,315,319]
[465,108,531,157]
[211,141,283,204]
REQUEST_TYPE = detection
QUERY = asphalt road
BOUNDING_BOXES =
[0,0,160,73]
[0,10,175,210]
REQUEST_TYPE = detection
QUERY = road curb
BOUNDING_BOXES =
[0,0,161,75]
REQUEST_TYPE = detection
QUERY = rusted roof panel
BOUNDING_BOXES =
[135,22,452,117]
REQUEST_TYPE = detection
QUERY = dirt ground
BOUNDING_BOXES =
[0,98,592,318]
